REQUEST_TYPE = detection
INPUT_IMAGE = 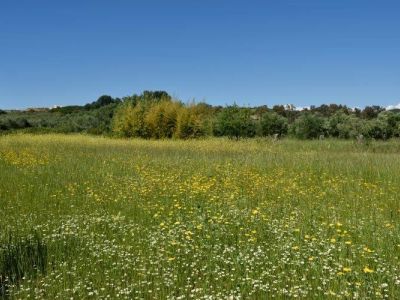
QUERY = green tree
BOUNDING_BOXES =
[335,115,365,139]
[214,105,256,139]
[85,95,117,110]
[259,112,288,136]
[364,117,390,139]
[327,111,351,138]
[291,113,325,139]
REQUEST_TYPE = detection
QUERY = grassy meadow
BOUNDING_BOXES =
[0,134,399,299]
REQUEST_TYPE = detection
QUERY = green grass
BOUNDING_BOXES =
[0,134,399,299]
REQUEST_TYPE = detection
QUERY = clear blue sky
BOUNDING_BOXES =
[1,0,399,109]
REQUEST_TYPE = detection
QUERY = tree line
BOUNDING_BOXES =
[1,91,400,140]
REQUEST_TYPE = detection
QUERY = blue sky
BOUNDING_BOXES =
[1,0,399,109]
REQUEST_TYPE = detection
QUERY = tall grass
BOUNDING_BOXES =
[0,134,399,298]
[0,232,47,298]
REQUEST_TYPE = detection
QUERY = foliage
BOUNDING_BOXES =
[144,100,182,139]
[335,114,366,139]
[84,95,120,110]
[214,105,256,139]
[112,101,146,137]
[175,106,201,139]
[291,113,326,139]
[50,105,85,115]
[259,111,288,136]
[361,105,385,119]
[175,103,213,139]
[2,91,400,140]
[0,118,32,131]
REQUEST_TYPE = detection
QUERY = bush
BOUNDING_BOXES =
[175,104,211,139]
[112,101,145,137]
[365,118,390,139]
[259,112,288,136]
[333,115,363,139]
[145,100,181,139]
[214,105,256,139]
[291,113,326,139]
[2,118,32,130]
[327,112,350,138]
[0,119,10,130]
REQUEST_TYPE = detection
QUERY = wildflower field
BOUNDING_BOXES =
[0,134,399,299]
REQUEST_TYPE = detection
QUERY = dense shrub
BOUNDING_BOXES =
[0,118,32,130]
[365,118,390,139]
[214,105,256,139]
[259,112,288,136]
[175,103,214,139]
[327,112,350,138]
[145,100,181,139]
[291,113,326,139]
[0,119,9,130]
[335,115,365,139]
[175,107,201,139]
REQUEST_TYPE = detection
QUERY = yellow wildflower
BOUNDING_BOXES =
[363,266,374,273]
[343,267,351,273]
